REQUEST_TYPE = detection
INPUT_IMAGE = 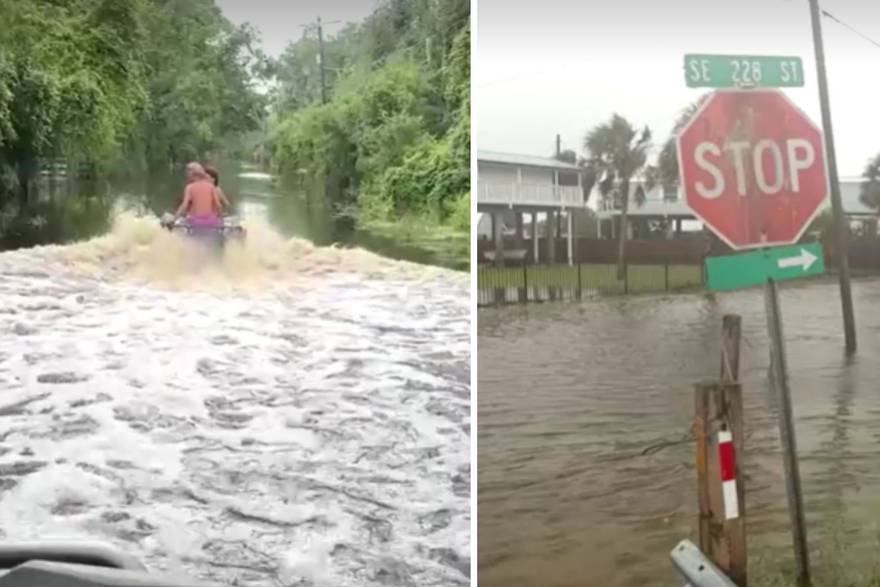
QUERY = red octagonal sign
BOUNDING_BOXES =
[677,90,828,250]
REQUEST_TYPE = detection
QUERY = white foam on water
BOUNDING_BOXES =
[0,214,470,586]
[237,172,273,181]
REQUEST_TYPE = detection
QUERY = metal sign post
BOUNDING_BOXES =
[764,278,811,586]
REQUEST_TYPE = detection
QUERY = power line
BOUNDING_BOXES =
[821,8,880,50]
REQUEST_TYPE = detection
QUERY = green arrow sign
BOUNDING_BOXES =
[705,243,824,291]
[684,54,804,88]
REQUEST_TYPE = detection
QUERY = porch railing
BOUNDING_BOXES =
[478,181,584,208]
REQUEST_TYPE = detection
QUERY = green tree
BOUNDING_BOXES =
[655,93,710,192]
[0,0,268,215]
[136,0,268,168]
[267,0,469,229]
[0,0,151,204]
[583,114,652,279]
[554,149,577,164]
[859,153,880,211]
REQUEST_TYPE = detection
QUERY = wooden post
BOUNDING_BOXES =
[808,0,857,354]
[492,211,505,305]
[492,211,504,268]
[720,315,741,383]
[520,262,528,303]
[694,381,746,586]
[531,213,538,264]
[720,314,746,586]
[695,383,712,554]
[557,210,563,244]
[567,211,574,266]
[547,210,557,301]
[515,212,524,246]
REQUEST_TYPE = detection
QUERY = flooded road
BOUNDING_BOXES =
[1,164,468,270]
[0,214,470,586]
[478,279,880,586]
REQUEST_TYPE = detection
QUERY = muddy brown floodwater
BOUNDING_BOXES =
[479,278,880,587]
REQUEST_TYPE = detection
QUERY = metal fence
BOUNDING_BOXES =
[477,262,705,306]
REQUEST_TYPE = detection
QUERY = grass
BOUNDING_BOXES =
[714,515,880,587]
[358,214,469,270]
[477,263,703,295]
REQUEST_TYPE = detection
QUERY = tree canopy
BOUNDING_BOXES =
[266,0,470,230]
[0,0,269,207]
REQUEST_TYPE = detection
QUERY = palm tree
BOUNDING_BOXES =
[859,153,880,210]
[554,148,577,164]
[583,114,652,280]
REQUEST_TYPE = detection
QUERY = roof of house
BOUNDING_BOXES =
[478,150,582,172]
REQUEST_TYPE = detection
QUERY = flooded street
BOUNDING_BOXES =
[478,279,880,586]
[0,211,470,585]
[1,164,468,271]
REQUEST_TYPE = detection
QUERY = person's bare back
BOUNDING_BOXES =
[184,180,220,217]
[174,162,222,225]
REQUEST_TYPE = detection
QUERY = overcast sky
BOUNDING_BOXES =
[476,0,880,177]
[216,0,379,57]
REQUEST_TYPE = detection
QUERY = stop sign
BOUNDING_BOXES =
[677,90,828,249]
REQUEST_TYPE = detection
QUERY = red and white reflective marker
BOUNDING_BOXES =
[718,429,739,520]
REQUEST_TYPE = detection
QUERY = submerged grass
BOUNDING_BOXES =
[477,263,703,294]
[359,212,469,270]
[745,516,880,587]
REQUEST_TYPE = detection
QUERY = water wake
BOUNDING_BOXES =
[15,212,447,291]
[0,212,470,586]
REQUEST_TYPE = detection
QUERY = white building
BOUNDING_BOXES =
[477,150,586,264]
[477,150,584,209]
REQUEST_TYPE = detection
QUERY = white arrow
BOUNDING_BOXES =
[777,248,818,271]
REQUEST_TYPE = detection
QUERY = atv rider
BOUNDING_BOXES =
[203,164,232,211]
[172,162,222,227]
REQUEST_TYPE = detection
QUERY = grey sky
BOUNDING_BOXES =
[476,0,880,176]
[216,0,379,57]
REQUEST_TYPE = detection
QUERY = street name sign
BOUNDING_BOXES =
[705,242,824,291]
[685,54,804,88]
[677,89,828,250]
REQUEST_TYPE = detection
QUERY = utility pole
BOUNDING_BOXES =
[808,0,857,354]
[317,17,327,104]
[301,17,339,105]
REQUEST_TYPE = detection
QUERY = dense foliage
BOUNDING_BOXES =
[0,0,269,209]
[267,0,470,230]
[859,153,880,211]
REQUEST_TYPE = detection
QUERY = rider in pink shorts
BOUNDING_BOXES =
[173,162,222,227]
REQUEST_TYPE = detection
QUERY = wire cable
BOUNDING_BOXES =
[822,8,880,50]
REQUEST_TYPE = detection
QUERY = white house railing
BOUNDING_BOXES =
[477,181,584,208]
